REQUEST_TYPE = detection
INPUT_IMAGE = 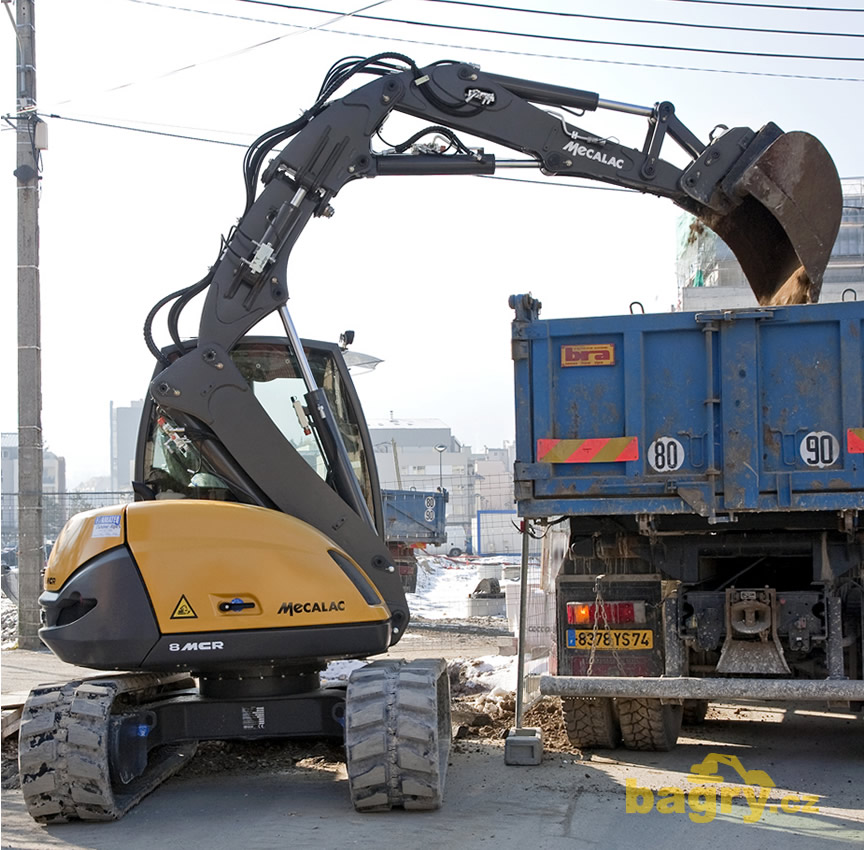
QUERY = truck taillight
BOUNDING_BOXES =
[566,601,645,625]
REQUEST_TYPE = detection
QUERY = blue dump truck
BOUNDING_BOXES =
[381,489,447,593]
[511,294,864,751]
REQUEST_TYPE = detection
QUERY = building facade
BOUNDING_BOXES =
[677,177,864,310]
[110,400,144,491]
[1,432,66,495]
[368,418,516,549]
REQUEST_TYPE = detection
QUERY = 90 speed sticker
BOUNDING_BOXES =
[647,437,685,472]
[800,431,839,468]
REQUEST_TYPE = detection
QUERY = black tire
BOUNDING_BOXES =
[683,699,709,726]
[617,698,682,752]
[345,659,451,812]
[448,548,462,557]
[561,697,620,749]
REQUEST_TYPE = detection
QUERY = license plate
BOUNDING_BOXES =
[567,629,653,650]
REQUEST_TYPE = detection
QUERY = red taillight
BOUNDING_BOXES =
[566,601,643,625]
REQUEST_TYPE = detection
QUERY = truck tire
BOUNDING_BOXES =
[561,697,620,749]
[683,699,709,726]
[617,698,682,752]
[345,658,451,812]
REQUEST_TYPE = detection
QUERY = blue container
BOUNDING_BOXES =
[381,490,447,544]
[512,298,864,521]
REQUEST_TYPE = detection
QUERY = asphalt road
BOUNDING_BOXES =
[2,650,863,850]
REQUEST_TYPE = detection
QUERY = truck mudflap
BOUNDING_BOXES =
[540,675,864,702]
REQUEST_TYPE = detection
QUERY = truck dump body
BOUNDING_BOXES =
[381,490,447,545]
[381,490,447,592]
[511,295,864,748]
[513,300,864,523]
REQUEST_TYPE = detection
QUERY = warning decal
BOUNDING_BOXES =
[848,428,864,454]
[92,515,122,539]
[537,437,639,463]
[171,595,197,620]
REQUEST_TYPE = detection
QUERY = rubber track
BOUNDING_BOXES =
[19,673,197,823]
[561,697,620,749]
[617,697,682,752]
[345,658,451,812]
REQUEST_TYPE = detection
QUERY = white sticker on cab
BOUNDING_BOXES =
[92,515,122,538]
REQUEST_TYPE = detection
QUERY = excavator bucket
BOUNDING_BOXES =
[697,131,842,305]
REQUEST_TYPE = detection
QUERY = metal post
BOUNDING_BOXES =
[514,519,530,729]
[14,0,43,650]
[434,444,446,493]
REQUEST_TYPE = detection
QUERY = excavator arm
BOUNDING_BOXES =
[148,55,842,633]
[192,55,841,355]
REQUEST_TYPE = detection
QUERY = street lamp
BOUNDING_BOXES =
[434,444,446,492]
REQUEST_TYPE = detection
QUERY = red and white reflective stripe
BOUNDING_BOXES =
[848,428,864,454]
[537,437,639,463]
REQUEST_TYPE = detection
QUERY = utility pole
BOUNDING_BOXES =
[13,0,43,649]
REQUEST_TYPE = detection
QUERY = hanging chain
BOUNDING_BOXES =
[586,573,627,677]
[585,574,604,677]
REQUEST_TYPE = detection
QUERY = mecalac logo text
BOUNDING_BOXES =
[562,140,625,170]
[278,600,346,616]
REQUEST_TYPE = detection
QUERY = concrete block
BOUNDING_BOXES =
[466,596,506,617]
[504,727,543,765]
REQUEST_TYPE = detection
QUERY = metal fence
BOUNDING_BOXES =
[1,493,557,699]
[1,492,134,550]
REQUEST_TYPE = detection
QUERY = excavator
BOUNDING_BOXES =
[19,53,842,822]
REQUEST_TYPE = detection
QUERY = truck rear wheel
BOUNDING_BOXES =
[561,697,620,749]
[617,698,682,752]
[683,699,709,725]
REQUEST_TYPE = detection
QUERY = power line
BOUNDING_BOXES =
[659,0,864,11]
[106,0,864,88]
[418,0,864,37]
[42,113,250,147]
[89,0,390,108]
[237,1,864,60]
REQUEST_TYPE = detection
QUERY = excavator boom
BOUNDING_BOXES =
[149,56,842,568]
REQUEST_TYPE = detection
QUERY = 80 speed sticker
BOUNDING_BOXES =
[648,437,685,472]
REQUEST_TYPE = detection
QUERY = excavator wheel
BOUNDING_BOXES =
[19,673,197,823]
[345,658,451,812]
[561,697,621,749]
[617,698,682,752]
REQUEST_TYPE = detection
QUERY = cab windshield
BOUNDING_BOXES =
[142,340,374,516]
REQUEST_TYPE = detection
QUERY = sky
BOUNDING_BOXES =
[1,0,862,488]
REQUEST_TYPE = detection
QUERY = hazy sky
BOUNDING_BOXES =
[1,0,861,487]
